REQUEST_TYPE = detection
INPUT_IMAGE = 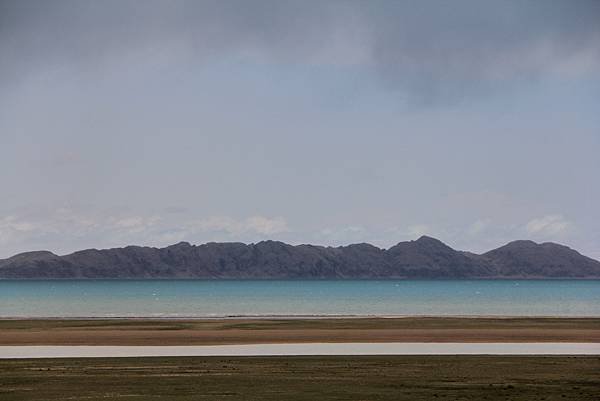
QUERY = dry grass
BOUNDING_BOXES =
[0,356,599,400]
[1,317,599,345]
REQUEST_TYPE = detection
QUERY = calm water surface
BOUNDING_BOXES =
[0,280,598,317]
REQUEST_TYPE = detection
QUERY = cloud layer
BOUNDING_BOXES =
[1,1,599,260]
[0,207,586,260]
[2,0,599,99]
[0,207,290,256]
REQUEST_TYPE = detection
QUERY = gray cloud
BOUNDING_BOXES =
[0,0,599,259]
[2,0,599,99]
[0,206,290,256]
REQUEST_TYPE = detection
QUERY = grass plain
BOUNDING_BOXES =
[1,355,599,401]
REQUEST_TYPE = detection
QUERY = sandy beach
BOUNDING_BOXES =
[1,317,598,345]
[2,342,600,359]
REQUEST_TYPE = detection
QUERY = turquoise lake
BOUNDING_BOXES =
[0,280,598,318]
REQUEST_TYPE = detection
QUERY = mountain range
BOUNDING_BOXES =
[1,236,599,279]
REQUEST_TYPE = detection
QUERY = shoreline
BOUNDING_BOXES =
[3,277,600,280]
[2,317,599,346]
[2,343,600,358]
[2,314,600,320]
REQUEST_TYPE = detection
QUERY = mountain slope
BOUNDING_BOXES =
[482,240,600,278]
[1,237,599,279]
[387,236,495,278]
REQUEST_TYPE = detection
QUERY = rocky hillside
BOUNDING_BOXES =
[1,236,599,279]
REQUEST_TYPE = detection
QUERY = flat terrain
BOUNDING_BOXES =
[0,317,599,345]
[1,356,599,400]
[0,317,600,345]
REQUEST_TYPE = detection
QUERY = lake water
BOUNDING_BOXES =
[0,280,598,318]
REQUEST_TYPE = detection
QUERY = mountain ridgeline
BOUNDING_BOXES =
[1,236,599,279]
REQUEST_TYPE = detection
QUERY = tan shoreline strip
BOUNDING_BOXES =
[1,343,600,358]
[1,317,599,345]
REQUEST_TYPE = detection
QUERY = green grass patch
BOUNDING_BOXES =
[0,356,598,400]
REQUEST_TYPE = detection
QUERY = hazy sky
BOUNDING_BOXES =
[1,0,599,259]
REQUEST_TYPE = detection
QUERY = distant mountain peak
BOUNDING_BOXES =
[388,235,449,251]
[493,240,574,253]
[414,235,448,246]
[416,235,438,242]
[168,241,192,248]
[1,237,599,279]
[343,243,382,251]
[7,250,57,260]
[503,239,538,247]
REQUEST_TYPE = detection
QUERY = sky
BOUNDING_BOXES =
[1,0,599,259]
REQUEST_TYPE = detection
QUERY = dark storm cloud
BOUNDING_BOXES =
[1,1,600,259]
[1,0,599,97]
[0,0,344,81]
[363,0,600,99]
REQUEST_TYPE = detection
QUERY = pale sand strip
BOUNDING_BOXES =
[1,343,599,358]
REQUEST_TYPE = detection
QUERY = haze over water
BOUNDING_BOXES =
[1,280,598,318]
